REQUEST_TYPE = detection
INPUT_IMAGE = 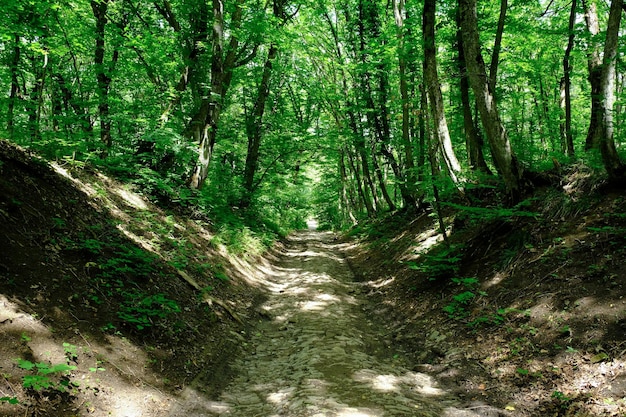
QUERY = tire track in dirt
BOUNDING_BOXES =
[172,231,482,417]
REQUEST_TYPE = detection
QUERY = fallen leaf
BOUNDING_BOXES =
[591,352,609,363]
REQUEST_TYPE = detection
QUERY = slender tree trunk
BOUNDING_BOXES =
[357,0,416,210]
[241,44,279,206]
[340,150,358,224]
[423,0,462,188]
[189,0,246,189]
[459,0,522,198]
[561,0,577,157]
[91,0,113,151]
[324,9,378,212]
[393,0,417,199]
[593,0,625,179]
[371,145,396,211]
[456,10,490,173]
[155,0,207,124]
[489,0,507,93]
[422,90,448,242]
[7,34,20,140]
[418,83,427,183]
[347,145,375,216]
[582,0,603,150]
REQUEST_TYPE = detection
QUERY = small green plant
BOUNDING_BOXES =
[408,243,465,280]
[89,360,106,373]
[469,307,530,328]
[51,217,66,228]
[100,322,117,332]
[551,390,572,408]
[118,292,181,330]
[451,277,479,288]
[63,342,78,362]
[443,291,477,319]
[516,367,529,376]
[443,199,539,224]
[17,359,76,391]
[443,276,487,320]
[0,396,19,404]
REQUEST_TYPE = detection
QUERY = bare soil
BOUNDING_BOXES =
[1,140,625,417]
[0,140,265,417]
[345,172,626,416]
[174,231,487,416]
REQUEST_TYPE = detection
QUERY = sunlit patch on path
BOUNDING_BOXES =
[170,231,481,416]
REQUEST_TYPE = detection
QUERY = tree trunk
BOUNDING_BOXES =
[7,34,20,140]
[324,10,379,212]
[456,10,490,173]
[393,0,417,200]
[422,87,448,242]
[423,0,462,188]
[339,150,358,224]
[459,0,522,198]
[241,44,279,206]
[346,145,375,216]
[489,0,507,93]
[189,0,246,189]
[371,145,396,211]
[27,64,45,143]
[582,0,603,150]
[358,0,416,210]
[561,0,577,157]
[155,0,208,124]
[91,0,113,151]
[593,0,625,179]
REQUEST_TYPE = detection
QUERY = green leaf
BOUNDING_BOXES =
[17,359,35,371]
[0,396,19,404]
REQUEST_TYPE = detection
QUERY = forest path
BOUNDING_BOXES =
[172,231,476,417]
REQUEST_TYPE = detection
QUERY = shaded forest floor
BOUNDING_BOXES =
[0,139,625,416]
[0,140,271,416]
[346,170,626,416]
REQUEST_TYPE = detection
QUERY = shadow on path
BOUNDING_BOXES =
[170,231,491,417]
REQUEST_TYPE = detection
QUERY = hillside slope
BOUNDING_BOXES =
[346,171,626,416]
[0,140,270,416]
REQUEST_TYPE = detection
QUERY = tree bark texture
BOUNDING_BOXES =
[189,0,246,189]
[423,0,462,187]
[459,0,522,198]
[242,43,279,205]
[582,0,603,150]
[456,10,490,173]
[7,34,20,140]
[489,0,507,93]
[594,0,625,179]
[393,0,417,199]
[357,0,416,210]
[91,0,113,150]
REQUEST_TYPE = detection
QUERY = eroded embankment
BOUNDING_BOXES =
[170,230,487,417]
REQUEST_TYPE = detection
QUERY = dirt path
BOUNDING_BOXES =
[171,231,483,417]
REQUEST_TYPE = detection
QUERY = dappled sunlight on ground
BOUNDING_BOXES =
[402,229,443,262]
[0,294,177,417]
[165,231,482,417]
[353,369,443,396]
